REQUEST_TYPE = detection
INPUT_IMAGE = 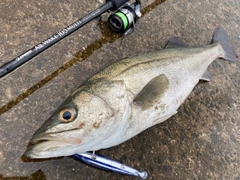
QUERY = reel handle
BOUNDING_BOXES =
[106,0,129,10]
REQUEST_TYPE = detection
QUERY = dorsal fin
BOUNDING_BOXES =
[166,37,187,48]
[134,74,169,110]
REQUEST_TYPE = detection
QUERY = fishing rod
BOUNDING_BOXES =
[0,0,141,78]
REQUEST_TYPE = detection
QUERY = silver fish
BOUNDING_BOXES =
[24,26,238,158]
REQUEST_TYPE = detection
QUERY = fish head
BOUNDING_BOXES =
[24,88,124,159]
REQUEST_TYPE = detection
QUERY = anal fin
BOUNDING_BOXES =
[200,70,212,81]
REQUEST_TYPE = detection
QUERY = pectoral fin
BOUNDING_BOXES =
[134,74,169,110]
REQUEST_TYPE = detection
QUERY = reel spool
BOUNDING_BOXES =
[108,1,141,35]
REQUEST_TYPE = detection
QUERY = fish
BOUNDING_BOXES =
[73,152,148,179]
[24,26,238,159]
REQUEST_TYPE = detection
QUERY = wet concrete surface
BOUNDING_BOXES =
[0,0,239,179]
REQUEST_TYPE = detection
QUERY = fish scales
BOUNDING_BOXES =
[89,46,217,90]
[24,26,238,159]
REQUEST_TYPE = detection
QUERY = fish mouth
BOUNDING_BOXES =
[24,128,84,159]
[30,127,83,144]
[27,139,48,147]
[24,140,72,159]
[27,136,60,149]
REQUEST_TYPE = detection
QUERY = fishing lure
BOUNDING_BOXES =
[73,152,148,179]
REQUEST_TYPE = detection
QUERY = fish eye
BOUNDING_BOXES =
[59,107,76,122]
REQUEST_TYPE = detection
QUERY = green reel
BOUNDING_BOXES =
[108,1,141,35]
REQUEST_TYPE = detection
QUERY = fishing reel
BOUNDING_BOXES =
[108,0,141,35]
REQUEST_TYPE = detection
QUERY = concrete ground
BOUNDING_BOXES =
[0,0,239,179]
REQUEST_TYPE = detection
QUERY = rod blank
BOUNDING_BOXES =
[0,1,118,78]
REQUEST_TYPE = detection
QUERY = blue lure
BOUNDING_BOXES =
[73,152,148,179]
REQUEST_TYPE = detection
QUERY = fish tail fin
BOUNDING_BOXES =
[211,26,238,61]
